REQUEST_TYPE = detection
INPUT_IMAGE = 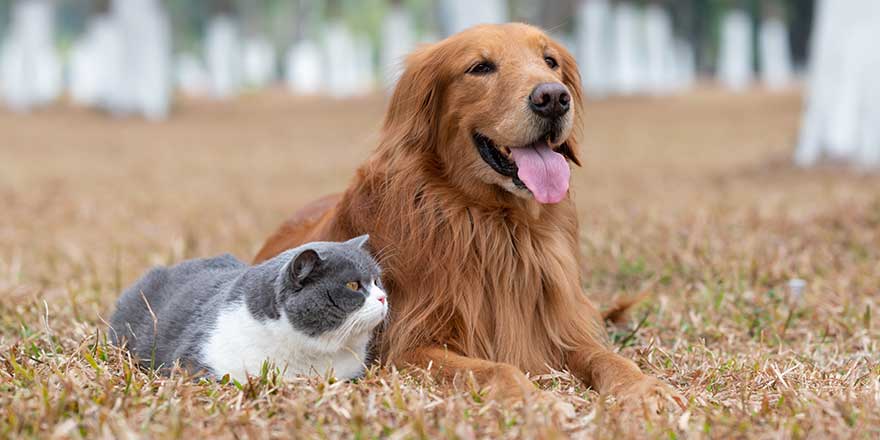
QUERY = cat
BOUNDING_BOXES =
[109,235,387,381]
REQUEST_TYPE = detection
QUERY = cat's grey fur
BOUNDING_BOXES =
[109,235,387,380]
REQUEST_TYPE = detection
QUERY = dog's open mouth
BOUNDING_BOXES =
[474,133,572,204]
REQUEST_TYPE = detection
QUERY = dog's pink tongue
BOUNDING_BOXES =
[509,141,570,204]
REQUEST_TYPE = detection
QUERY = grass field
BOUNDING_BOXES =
[1,89,878,438]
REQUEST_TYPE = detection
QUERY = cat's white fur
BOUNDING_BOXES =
[202,281,388,381]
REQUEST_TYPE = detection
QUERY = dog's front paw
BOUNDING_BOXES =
[612,376,685,414]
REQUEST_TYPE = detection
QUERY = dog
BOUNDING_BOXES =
[255,23,682,409]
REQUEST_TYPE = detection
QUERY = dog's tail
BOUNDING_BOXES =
[601,291,651,325]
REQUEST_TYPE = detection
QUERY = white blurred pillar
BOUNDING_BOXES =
[69,0,171,120]
[440,0,508,36]
[0,0,61,112]
[285,39,323,95]
[114,0,172,119]
[796,0,880,168]
[610,2,644,95]
[759,17,793,90]
[353,36,376,95]
[175,53,210,97]
[243,36,277,88]
[69,15,122,107]
[205,15,242,99]
[324,20,373,98]
[576,0,612,97]
[673,39,696,91]
[380,5,415,88]
[718,9,754,91]
[643,4,676,94]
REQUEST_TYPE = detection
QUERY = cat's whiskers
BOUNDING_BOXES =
[321,313,362,349]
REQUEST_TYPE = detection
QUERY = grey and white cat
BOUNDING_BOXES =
[109,235,387,381]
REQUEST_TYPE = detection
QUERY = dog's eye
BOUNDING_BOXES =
[467,62,496,75]
[544,56,559,69]
[345,281,361,291]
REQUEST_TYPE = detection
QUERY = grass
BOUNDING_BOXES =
[1,89,879,438]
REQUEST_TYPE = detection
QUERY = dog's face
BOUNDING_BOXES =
[384,23,583,204]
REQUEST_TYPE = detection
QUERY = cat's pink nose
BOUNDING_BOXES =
[377,294,386,304]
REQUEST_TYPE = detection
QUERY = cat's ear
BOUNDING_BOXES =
[346,234,370,249]
[288,249,320,289]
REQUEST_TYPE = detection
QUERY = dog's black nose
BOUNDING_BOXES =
[529,83,570,119]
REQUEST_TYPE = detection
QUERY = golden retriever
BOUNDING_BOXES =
[255,23,681,408]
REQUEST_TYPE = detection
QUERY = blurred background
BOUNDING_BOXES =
[0,0,817,101]
[0,0,876,168]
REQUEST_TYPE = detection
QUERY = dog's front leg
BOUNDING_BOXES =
[567,342,685,411]
[399,346,536,401]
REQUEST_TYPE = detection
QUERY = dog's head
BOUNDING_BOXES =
[383,23,583,204]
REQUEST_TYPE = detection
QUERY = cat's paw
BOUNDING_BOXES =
[612,376,685,415]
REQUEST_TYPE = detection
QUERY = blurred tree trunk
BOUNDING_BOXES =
[576,0,613,97]
[438,0,508,36]
[381,0,415,88]
[510,0,575,31]
[758,0,793,89]
[283,0,322,95]
[205,8,242,98]
[0,0,62,111]
[235,0,276,88]
[796,0,880,168]
[717,3,754,90]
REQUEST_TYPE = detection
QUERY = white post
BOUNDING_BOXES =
[673,39,696,91]
[285,39,323,95]
[323,20,374,98]
[0,0,61,112]
[796,0,880,168]
[205,15,242,99]
[759,17,793,90]
[69,15,120,107]
[643,4,676,95]
[610,2,644,95]
[440,0,508,36]
[380,5,415,89]
[718,9,754,91]
[576,0,612,98]
[69,0,171,119]
[353,35,376,95]
[243,36,277,88]
[114,0,172,119]
[175,53,210,97]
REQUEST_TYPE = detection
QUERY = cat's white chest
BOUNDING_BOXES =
[200,303,368,381]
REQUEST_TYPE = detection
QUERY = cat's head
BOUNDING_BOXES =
[277,235,387,343]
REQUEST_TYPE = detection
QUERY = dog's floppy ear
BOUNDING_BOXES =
[383,43,448,152]
[553,41,584,167]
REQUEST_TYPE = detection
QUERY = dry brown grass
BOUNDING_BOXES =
[1,89,879,439]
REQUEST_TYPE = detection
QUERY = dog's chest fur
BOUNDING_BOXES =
[456,207,582,371]
[374,198,587,373]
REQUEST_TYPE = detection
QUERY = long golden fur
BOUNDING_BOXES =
[256,23,681,407]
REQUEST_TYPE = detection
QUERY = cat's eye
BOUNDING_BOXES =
[345,281,362,291]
